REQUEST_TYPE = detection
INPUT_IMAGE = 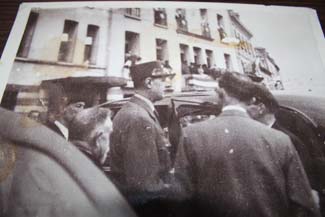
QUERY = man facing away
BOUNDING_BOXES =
[247,83,324,214]
[174,72,320,217]
[110,61,178,216]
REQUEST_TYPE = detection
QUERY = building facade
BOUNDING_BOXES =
[2,7,282,116]
[254,47,283,90]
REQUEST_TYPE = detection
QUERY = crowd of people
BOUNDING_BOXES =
[182,61,223,79]
[42,60,320,217]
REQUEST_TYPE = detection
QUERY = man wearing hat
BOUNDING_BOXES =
[110,61,176,216]
[174,72,320,217]
[247,83,323,214]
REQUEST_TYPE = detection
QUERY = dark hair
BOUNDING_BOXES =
[69,107,111,142]
[253,84,279,113]
[219,72,255,102]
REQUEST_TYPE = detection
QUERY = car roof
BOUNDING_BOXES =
[156,91,220,105]
[100,91,220,107]
[273,91,325,129]
[101,91,325,129]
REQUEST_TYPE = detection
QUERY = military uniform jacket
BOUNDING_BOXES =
[110,96,172,199]
[175,109,320,217]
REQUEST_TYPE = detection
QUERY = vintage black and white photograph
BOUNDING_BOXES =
[0,1,325,217]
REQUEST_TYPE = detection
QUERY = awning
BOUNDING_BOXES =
[41,76,127,89]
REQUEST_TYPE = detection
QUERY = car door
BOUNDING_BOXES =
[275,106,325,215]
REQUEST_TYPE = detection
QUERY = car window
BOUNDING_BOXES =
[173,99,221,127]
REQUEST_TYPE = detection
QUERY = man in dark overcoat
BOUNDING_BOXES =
[247,83,324,215]
[110,61,180,216]
[174,72,320,217]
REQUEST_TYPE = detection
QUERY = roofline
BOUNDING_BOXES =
[228,10,253,38]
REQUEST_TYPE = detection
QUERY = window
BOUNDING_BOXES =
[217,14,226,40]
[125,31,140,62]
[125,8,141,18]
[17,12,38,58]
[224,53,233,70]
[154,8,167,26]
[249,43,254,55]
[84,25,99,65]
[156,39,168,62]
[244,40,249,53]
[58,20,78,62]
[175,9,188,31]
[200,9,211,38]
[193,47,202,65]
[206,50,214,68]
[180,44,190,63]
[217,14,224,28]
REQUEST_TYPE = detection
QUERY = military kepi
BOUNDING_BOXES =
[130,61,175,82]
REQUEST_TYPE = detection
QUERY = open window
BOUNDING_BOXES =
[175,9,188,31]
[200,9,211,38]
[217,14,226,41]
[206,49,214,68]
[180,44,190,66]
[124,31,140,62]
[125,8,141,19]
[17,12,38,58]
[84,24,99,65]
[224,53,233,70]
[193,47,202,65]
[58,20,78,62]
[154,8,167,26]
[156,38,168,62]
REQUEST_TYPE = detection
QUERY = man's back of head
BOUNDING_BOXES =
[218,72,255,106]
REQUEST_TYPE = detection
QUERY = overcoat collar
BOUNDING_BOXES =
[130,95,160,124]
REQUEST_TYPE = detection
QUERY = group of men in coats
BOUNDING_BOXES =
[109,61,321,217]
[1,60,319,217]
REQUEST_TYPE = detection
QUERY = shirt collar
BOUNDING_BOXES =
[222,105,247,114]
[268,118,276,128]
[54,120,69,140]
[134,94,155,112]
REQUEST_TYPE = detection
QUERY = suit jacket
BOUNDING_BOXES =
[46,120,66,138]
[273,122,316,187]
[110,96,172,199]
[175,109,320,217]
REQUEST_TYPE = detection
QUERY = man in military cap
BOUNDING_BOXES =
[174,72,320,217]
[110,61,176,216]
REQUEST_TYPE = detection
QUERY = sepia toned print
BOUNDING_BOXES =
[0,1,325,217]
